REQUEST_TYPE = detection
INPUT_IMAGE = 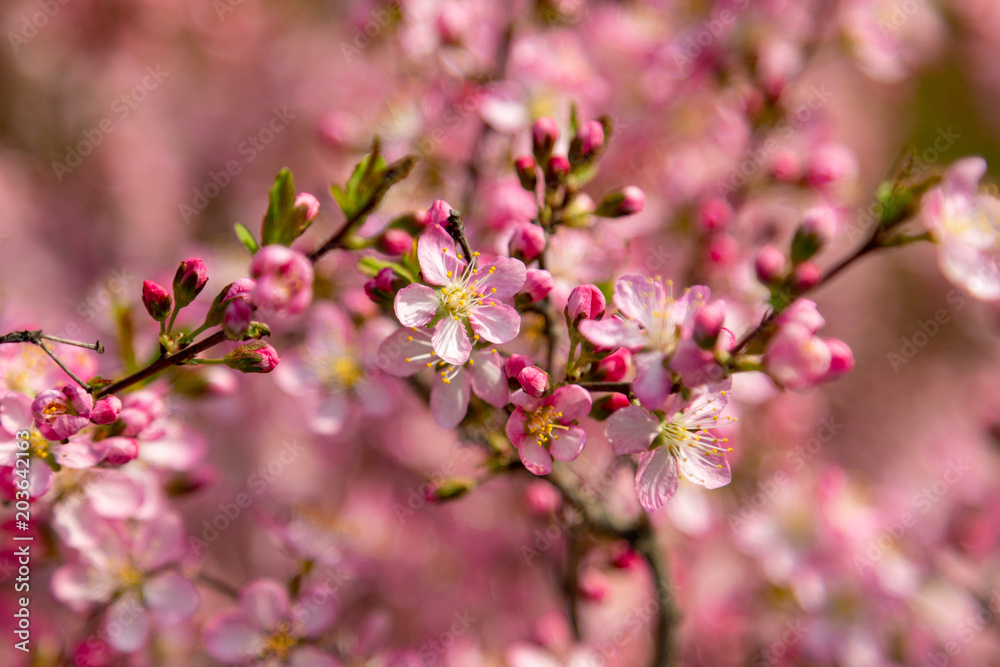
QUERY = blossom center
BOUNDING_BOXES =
[261,622,298,661]
[526,405,568,447]
[316,356,363,389]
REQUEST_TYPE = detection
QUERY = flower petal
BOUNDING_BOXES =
[240,579,290,632]
[145,571,199,624]
[417,224,461,286]
[677,450,732,490]
[578,318,644,349]
[430,371,471,429]
[549,385,592,421]
[289,646,343,667]
[105,595,149,653]
[432,317,472,365]
[518,439,553,476]
[468,350,508,407]
[0,392,32,435]
[394,284,439,327]
[202,610,257,663]
[474,256,527,298]
[607,406,661,455]
[635,449,679,512]
[633,351,670,409]
[505,408,528,449]
[613,274,665,328]
[375,328,434,377]
[311,392,348,435]
[469,303,520,344]
[549,426,586,462]
[292,585,339,638]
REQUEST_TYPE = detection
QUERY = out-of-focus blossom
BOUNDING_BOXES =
[202,579,338,666]
[250,245,315,316]
[921,156,1000,300]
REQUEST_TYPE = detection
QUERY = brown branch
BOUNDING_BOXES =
[94,331,228,398]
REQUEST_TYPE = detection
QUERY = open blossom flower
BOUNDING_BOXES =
[202,578,338,666]
[579,275,710,407]
[394,224,526,365]
[51,508,199,653]
[506,385,591,475]
[921,156,1000,300]
[606,380,735,511]
[0,392,108,497]
[274,304,393,435]
[251,245,315,315]
[377,327,507,429]
[31,384,93,440]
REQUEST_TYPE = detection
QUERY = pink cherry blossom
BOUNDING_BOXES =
[506,385,592,475]
[377,327,507,429]
[393,224,526,365]
[606,380,735,511]
[31,384,93,440]
[579,275,710,407]
[250,245,315,316]
[202,578,339,666]
[51,508,199,653]
[921,156,1000,300]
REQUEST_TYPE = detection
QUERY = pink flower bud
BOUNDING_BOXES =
[172,258,209,308]
[250,245,314,316]
[595,348,630,381]
[524,480,562,515]
[141,280,172,322]
[610,542,641,569]
[698,196,733,232]
[801,207,837,246]
[203,279,256,328]
[771,148,801,182]
[578,571,608,602]
[32,385,93,440]
[90,395,121,425]
[567,284,606,321]
[102,437,139,466]
[792,262,822,292]
[377,229,413,256]
[822,338,854,382]
[223,341,281,374]
[707,233,739,265]
[519,269,554,304]
[427,200,454,227]
[765,324,831,390]
[365,268,399,305]
[505,354,532,379]
[591,392,630,421]
[595,186,644,218]
[223,299,252,340]
[293,192,320,222]
[755,245,787,284]
[509,222,546,262]
[694,300,726,350]
[806,143,858,189]
[778,299,825,334]
[514,155,538,192]
[532,117,559,158]
[517,366,549,398]
[546,155,570,180]
[576,120,605,158]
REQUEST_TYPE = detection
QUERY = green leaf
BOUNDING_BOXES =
[234,223,259,254]
[260,168,296,246]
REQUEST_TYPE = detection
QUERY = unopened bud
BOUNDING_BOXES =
[567,284,606,322]
[90,395,122,425]
[141,281,172,322]
[172,258,209,308]
[595,186,644,218]
[532,117,559,160]
[755,245,788,285]
[693,301,726,350]
[377,229,413,256]
[509,222,546,262]
[517,366,550,398]
[791,262,822,292]
[223,341,280,373]
[223,299,252,340]
[515,155,538,192]
[517,269,554,305]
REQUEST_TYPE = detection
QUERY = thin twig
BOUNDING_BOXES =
[37,340,92,392]
[94,330,228,398]
[38,334,104,352]
[195,573,241,600]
